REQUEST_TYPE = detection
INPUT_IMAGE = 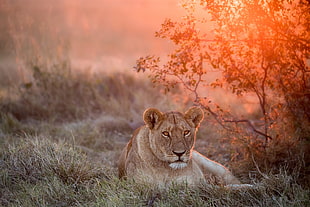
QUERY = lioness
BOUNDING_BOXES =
[118,107,240,186]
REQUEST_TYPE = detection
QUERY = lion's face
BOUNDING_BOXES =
[143,107,204,170]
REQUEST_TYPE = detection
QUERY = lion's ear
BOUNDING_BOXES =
[143,108,163,129]
[185,107,204,128]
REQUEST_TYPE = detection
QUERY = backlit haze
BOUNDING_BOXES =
[0,0,184,76]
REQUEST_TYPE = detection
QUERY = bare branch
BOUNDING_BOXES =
[223,119,273,140]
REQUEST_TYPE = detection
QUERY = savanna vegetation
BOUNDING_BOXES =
[137,0,310,186]
[0,0,309,206]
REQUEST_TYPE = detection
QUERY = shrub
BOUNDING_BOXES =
[135,0,310,185]
[0,61,181,122]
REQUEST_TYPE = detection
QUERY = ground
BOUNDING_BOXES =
[0,71,308,206]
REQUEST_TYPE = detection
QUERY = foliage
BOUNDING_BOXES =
[136,0,309,135]
[202,0,310,140]
[135,0,310,176]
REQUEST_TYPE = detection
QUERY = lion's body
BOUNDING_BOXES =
[118,107,240,186]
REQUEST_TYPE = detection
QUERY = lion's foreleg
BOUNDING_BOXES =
[192,151,241,185]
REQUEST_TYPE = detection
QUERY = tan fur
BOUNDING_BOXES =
[118,107,240,186]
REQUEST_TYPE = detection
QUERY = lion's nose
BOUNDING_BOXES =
[172,150,186,158]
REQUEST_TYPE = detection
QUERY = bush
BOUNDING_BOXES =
[0,61,181,122]
[135,0,310,188]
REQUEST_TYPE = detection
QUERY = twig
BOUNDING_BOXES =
[251,151,269,179]
[224,119,272,140]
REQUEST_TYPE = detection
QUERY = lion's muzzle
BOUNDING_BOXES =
[168,150,190,170]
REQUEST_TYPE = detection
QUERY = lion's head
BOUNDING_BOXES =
[143,107,204,170]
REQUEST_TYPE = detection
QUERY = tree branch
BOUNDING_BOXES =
[223,119,272,140]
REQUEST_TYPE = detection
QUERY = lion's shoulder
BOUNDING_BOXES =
[118,126,144,178]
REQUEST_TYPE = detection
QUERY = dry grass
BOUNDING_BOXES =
[0,65,309,206]
[0,136,308,207]
[0,137,106,206]
[0,63,179,122]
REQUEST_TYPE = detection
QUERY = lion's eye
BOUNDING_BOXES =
[184,130,191,136]
[162,131,170,137]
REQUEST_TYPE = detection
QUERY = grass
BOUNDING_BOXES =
[0,62,180,122]
[0,61,308,206]
[0,137,105,206]
[0,137,308,206]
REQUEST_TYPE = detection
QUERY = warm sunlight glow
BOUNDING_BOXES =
[0,1,308,205]
[1,0,184,75]
[61,0,185,66]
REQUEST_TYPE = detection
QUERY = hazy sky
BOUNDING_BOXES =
[1,0,185,72]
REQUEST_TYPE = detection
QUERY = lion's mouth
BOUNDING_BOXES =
[169,161,188,170]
